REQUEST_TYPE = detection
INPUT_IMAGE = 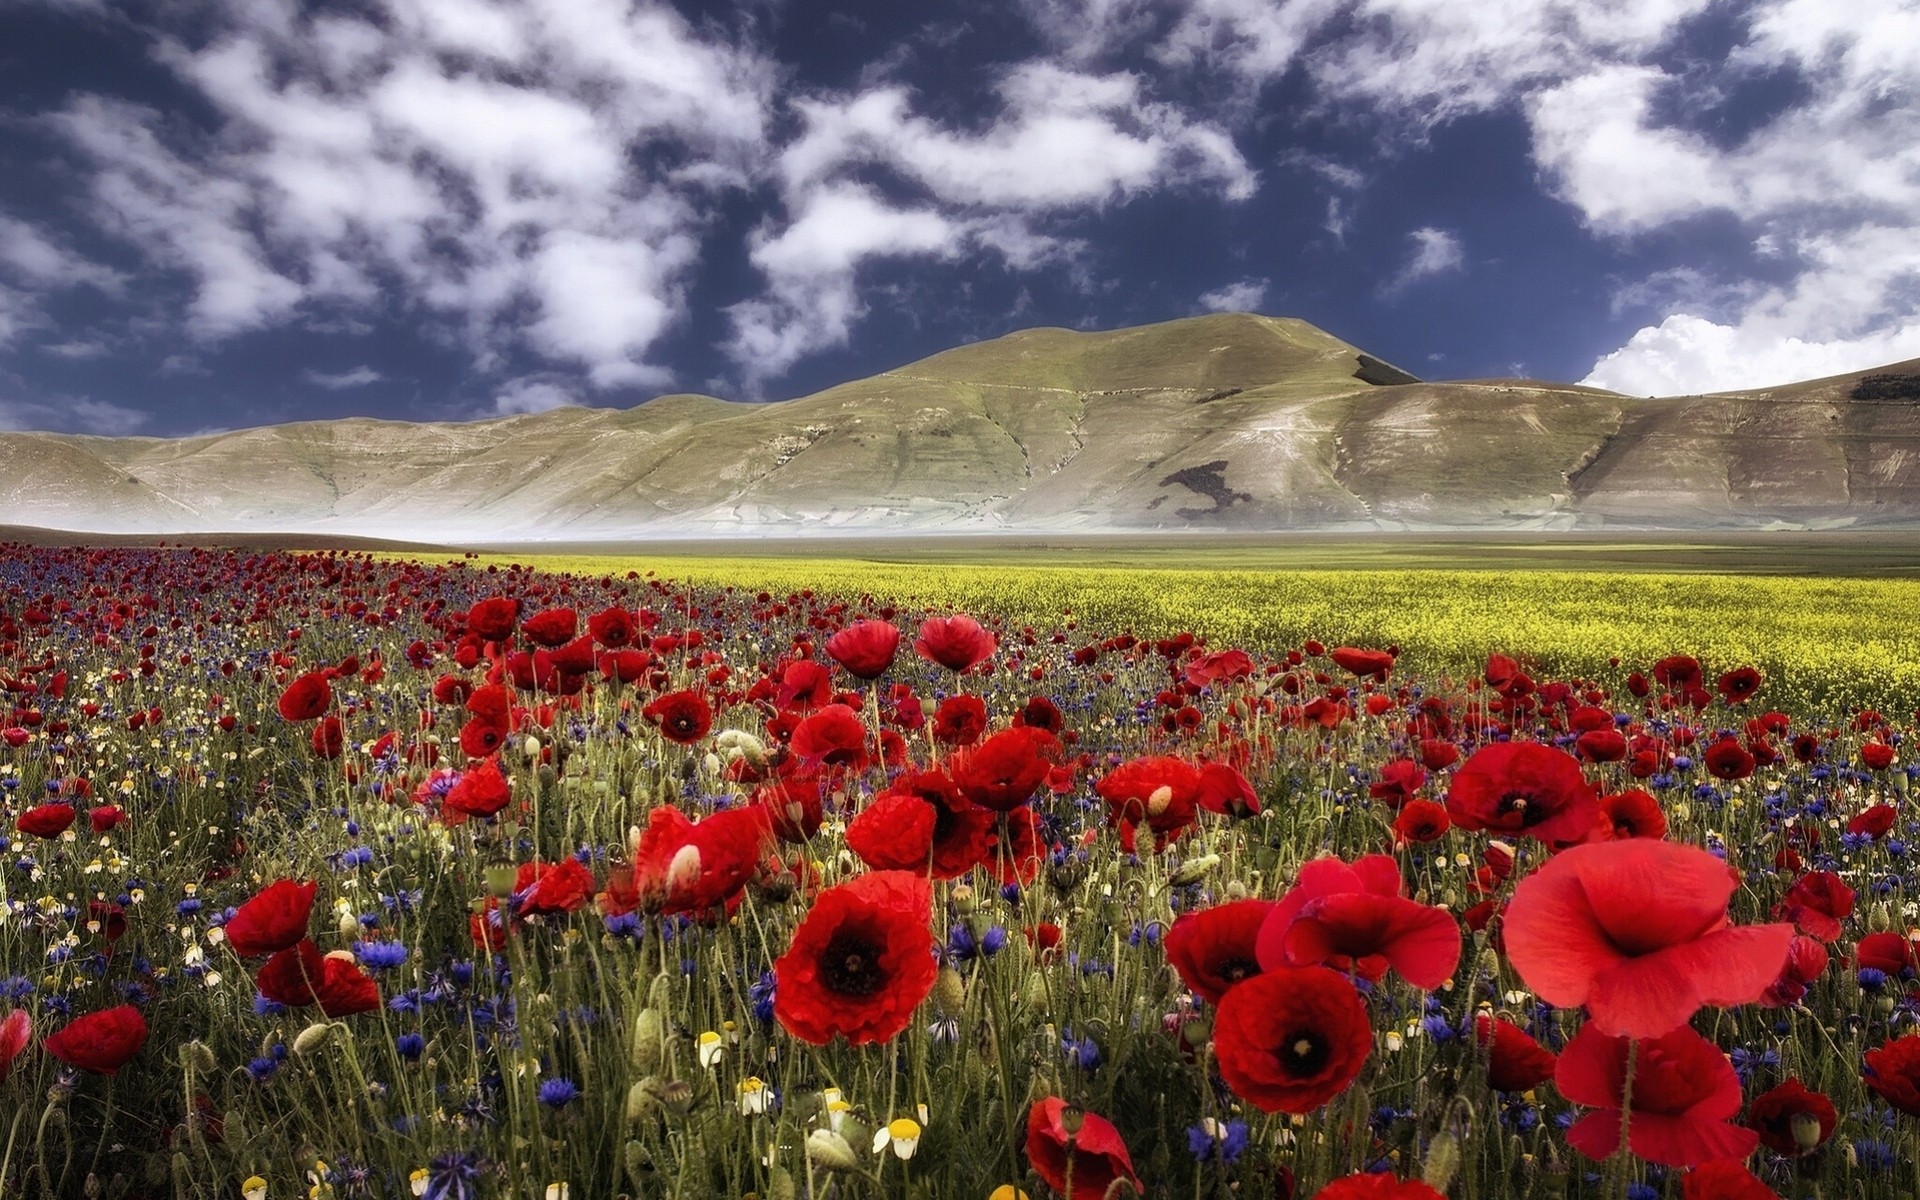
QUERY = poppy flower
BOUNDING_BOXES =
[1746,1078,1835,1155]
[825,620,901,679]
[520,607,577,647]
[1311,1175,1446,1200]
[846,770,992,879]
[1679,1163,1780,1200]
[931,694,988,745]
[1760,935,1829,1007]
[1368,758,1426,807]
[314,953,381,1017]
[255,939,327,1007]
[642,690,712,745]
[466,596,520,642]
[773,870,936,1046]
[1702,738,1755,780]
[1556,1022,1757,1166]
[1651,655,1703,693]
[1502,839,1793,1038]
[1213,966,1371,1113]
[788,704,871,770]
[223,879,317,958]
[914,615,997,673]
[1256,855,1462,989]
[1195,761,1261,818]
[1847,803,1897,839]
[1391,800,1451,845]
[460,717,509,758]
[514,858,597,915]
[1716,667,1763,705]
[954,726,1058,812]
[1772,871,1853,942]
[441,758,513,823]
[1862,741,1896,770]
[1855,930,1914,976]
[42,1005,148,1075]
[1575,728,1628,763]
[88,805,128,833]
[1330,646,1394,679]
[1445,742,1601,845]
[0,1009,29,1083]
[1096,756,1202,851]
[1474,1015,1557,1092]
[1011,694,1065,733]
[310,715,344,759]
[1864,1034,1920,1115]
[1024,1098,1139,1200]
[601,803,772,916]
[1165,899,1275,1003]
[582,605,635,647]
[276,671,332,721]
[1599,790,1666,840]
[775,659,834,711]
[15,803,75,838]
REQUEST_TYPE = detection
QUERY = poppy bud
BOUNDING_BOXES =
[1871,904,1893,932]
[179,1040,216,1075]
[625,1078,661,1124]
[631,1010,663,1075]
[292,1022,337,1056]
[1422,1130,1461,1191]
[1022,971,1049,1010]
[934,967,966,1018]
[1169,854,1219,887]
[623,1141,650,1187]
[805,1129,859,1171]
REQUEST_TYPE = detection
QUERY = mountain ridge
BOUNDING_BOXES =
[7,313,1920,538]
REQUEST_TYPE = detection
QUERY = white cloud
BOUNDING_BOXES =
[1198,278,1269,312]
[1383,227,1464,294]
[304,366,383,389]
[492,377,579,415]
[1583,314,1920,395]
[46,0,779,388]
[0,394,148,435]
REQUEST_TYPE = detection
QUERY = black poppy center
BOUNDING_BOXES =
[1497,790,1545,824]
[821,930,888,997]
[1279,1030,1330,1077]
[1216,958,1259,985]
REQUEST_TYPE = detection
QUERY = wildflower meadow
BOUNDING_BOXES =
[2,544,1919,1200]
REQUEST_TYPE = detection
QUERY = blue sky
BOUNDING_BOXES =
[0,0,1915,436]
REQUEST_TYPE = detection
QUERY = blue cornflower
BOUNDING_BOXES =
[1861,967,1890,992]
[1187,1118,1249,1164]
[247,1056,279,1081]
[424,1151,487,1200]
[538,1077,580,1108]
[749,971,776,1024]
[354,940,409,971]
[395,1033,425,1061]
[1061,1028,1101,1071]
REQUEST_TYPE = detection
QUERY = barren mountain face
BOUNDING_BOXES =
[7,315,1918,538]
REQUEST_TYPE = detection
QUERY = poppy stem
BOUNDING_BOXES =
[1613,1037,1638,1199]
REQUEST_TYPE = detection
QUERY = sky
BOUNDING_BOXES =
[0,0,1915,438]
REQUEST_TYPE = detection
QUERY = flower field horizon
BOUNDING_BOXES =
[4,543,1920,1200]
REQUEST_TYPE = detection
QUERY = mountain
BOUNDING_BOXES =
[6,313,1920,539]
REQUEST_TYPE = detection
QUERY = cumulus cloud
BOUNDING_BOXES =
[304,366,383,389]
[731,60,1254,387]
[43,0,777,386]
[492,376,579,416]
[1197,278,1269,312]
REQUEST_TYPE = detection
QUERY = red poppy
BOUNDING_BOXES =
[42,1005,148,1075]
[1760,934,1829,1007]
[1011,694,1065,734]
[0,1009,30,1083]
[845,770,992,879]
[914,614,997,673]
[1855,930,1914,975]
[441,758,513,823]
[515,858,597,915]
[460,717,509,758]
[314,952,380,1017]
[1862,741,1896,770]
[520,607,577,647]
[1184,648,1254,688]
[1213,966,1370,1113]
[255,939,327,1007]
[466,596,520,641]
[931,694,989,745]
[1677,1163,1780,1200]
[1575,728,1628,763]
[223,879,317,958]
[88,805,128,833]
[774,870,936,1045]
[1164,899,1276,1004]
[1848,803,1897,839]
[1699,737,1755,781]
[1599,790,1667,840]
[1716,666,1763,705]
[1745,1078,1835,1155]
[1024,1098,1139,1200]
[16,803,75,838]
[1311,1175,1446,1200]
[788,704,871,770]
[276,670,332,721]
[1772,871,1853,942]
[825,620,901,679]
[642,690,712,745]
[953,726,1058,812]
[1502,839,1793,1038]
[1651,655,1703,693]
[775,659,834,711]
[601,803,771,916]
[1445,742,1601,844]
[1256,855,1462,989]
[585,605,638,648]
[1368,758,1426,807]
[1330,646,1394,679]
[310,715,344,759]
[1864,1034,1920,1115]
[1391,800,1451,845]
[1196,761,1261,818]
[1556,1021,1756,1166]
[1474,1015,1556,1092]
[1096,756,1202,851]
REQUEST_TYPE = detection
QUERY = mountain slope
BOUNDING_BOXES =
[7,315,1920,537]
